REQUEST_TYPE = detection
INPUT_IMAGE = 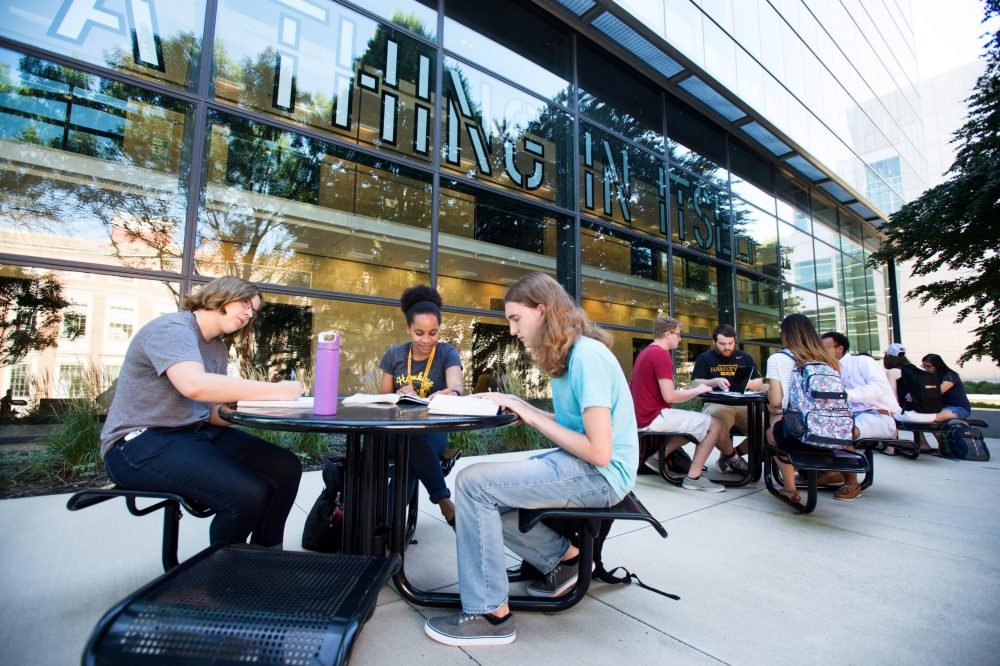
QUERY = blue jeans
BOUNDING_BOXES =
[453,449,619,614]
[393,433,450,504]
[943,405,971,420]
[103,424,302,547]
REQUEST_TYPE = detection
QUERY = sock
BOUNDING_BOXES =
[485,612,512,624]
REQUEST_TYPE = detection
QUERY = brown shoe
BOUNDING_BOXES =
[817,472,846,486]
[834,484,862,501]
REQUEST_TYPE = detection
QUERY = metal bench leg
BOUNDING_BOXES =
[160,501,183,571]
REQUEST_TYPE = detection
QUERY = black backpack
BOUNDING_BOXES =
[897,365,944,413]
[301,457,345,552]
[941,421,991,461]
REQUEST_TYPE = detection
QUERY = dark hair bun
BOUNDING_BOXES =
[400,285,443,324]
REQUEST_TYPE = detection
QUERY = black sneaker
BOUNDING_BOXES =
[425,612,516,646]
[527,561,579,597]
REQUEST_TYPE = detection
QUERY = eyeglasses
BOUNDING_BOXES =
[921,363,934,370]
[667,330,682,338]
[242,300,258,319]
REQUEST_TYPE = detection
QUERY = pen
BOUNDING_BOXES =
[290,369,296,381]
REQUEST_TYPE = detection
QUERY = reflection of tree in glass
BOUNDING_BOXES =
[0,271,72,366]
[469,323,546,399]
[239,302,313,382]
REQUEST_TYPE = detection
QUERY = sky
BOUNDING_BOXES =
[912,0,998,80]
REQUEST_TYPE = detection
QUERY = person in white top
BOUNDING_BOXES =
[820,332,900,439]
[765,315,862,502]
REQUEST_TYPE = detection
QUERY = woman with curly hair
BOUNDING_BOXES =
[424,272,638,647]
[379,285,465,526]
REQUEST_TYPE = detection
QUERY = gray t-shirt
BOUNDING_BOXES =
[379,342,462,396]
[100,311,228,457]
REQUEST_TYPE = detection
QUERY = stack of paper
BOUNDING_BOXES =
[427,394,501,416]
[236,397,314,409]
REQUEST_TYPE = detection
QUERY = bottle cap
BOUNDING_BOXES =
[317,331,340,350]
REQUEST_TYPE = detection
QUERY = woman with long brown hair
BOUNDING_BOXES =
[423,272,638,647]
[764,314,860,502]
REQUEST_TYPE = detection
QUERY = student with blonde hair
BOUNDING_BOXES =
[100,276,303,548]
[424,272,638,646]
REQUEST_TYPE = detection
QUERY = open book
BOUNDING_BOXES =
[427,393,501,416]
[236,397,314,409]
[341,393,430,406]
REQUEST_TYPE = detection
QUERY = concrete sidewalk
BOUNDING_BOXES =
[2,444,1000,665]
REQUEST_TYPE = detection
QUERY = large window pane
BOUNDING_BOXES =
[811,192,840,246]
[214,0,436,164]
[580,123,667,236]
[443,0,571,103]
[778,221,814,286]
[736,273,780,344]
[666,98,728,182]
[782,284,819,328]
[0,264,178,419]
[840,240,868,307]
[0,0,205,91]
[580,224,668,328]
[441,58,573,207]
[436,180,571,311]
[578,43,664,153]
[775,172,811,229]
[365,0,439,42]
[846,306,872,354]
[732,199,779,277]
[816,293,846,336]
[0,49,192,272]
[670,173,732,260]
[812,238,842,302]
[673,252,733,337]
[199,111,433,298]
[730,140,776,215]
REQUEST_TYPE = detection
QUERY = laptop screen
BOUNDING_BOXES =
[716,365,752,393]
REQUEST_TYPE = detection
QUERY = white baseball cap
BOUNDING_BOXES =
[885,343,906,357]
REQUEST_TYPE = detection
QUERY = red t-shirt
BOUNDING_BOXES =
[630,343,674,428]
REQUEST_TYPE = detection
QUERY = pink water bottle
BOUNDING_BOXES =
[313,331,340,415]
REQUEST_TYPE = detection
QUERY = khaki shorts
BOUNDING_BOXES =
[701,402,748,434]
[642,408,712,442]
[854,412,898,440]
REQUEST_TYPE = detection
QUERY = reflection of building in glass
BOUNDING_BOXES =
[0,0,919,409]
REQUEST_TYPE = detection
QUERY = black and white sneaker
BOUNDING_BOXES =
[425,612,516,646]
[527,561,579,597]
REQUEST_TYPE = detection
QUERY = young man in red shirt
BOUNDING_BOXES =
[630,317,727,492]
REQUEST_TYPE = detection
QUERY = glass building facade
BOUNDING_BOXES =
[0,0,902,408]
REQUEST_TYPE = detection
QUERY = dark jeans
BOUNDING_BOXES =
[391,433,450,504]
[103,424,302,547]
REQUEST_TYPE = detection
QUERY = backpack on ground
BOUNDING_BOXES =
[301,457,345,552]
[781,351,854,448]
[897,365,944,414]
[941,421,990,461]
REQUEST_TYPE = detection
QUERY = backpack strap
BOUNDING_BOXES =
[591,519,680,601]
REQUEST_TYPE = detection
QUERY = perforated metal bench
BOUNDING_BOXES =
[893,419,988,455]
[509,491,669,611]
[764,442,870,514]
[637,431,700,486]
[83,544,400,666]
[67,486,215,571]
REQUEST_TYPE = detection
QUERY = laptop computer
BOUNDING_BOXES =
[714,365,752,395]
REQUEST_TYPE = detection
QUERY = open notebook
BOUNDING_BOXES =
[341,393,429,406]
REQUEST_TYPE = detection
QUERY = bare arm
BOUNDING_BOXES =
[379,372,395,394]
[478,393,611,464]
[165,361,301,404]
[660,377,713,403]
[432,365,465,396]
[940,380,955,394]
[693,377,730,390]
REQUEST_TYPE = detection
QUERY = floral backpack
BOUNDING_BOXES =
[780,350,854,448]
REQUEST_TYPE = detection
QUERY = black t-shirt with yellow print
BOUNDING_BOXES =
[691,349,759,382]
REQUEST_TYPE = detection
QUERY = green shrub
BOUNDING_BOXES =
[44,399,103,475]
[965,380,1000,394]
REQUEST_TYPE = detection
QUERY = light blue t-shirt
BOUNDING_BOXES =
[550,336,638,501]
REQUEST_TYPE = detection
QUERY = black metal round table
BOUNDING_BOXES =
[698,391,768,486]
[220,401,515,557]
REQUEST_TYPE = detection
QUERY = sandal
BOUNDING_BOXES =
[778,488,801,504]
